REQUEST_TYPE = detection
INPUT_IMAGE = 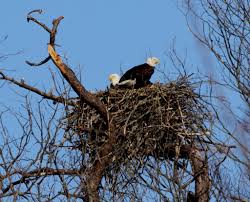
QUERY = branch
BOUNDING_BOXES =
[27,9,51,33]
[48,44,108,122]
[50,16,64,45]
[1,168,79,194]
[26,10,64,67]
[25,11,107,121]
[25,56,51,67]
[25,167,79,177]
[0,71,75,106]
[25,12,114,201]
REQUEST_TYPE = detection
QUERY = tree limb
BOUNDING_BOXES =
[0,71,75,106]
[1,168,79,194]
[47,44,108,122]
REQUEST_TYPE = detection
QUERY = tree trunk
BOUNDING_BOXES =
[190,149,210,202]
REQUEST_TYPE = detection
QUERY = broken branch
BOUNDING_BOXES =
[47,44,108,122]
[26,11,63,67]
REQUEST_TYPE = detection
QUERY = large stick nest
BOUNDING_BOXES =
[65,76,210,163]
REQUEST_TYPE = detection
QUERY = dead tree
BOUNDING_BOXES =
[0,10,217,201]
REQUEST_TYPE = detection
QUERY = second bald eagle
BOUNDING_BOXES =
[109,57,160,88]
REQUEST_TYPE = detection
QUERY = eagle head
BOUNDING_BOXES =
[146,57,160,67]
[109,73,120,86]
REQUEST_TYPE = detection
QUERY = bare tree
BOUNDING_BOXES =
[181,0,250,106]
[178,0,250,200]
[0,10,235,202]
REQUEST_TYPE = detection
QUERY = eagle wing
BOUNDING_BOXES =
[119,63,154,87]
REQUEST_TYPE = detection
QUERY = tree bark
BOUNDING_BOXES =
[190,149,210,202]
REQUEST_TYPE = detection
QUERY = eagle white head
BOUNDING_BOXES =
[146,57,160,67]
[109,73,120,86]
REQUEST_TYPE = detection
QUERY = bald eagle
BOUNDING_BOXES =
[109,57,160,88]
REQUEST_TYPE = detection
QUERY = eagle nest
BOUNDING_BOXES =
[64,76,210,164]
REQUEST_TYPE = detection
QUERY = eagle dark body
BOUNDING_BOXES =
[119,63,154,88]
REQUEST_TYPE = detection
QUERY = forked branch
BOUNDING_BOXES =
[47,45,108,121]
[26,10,63,67]
[25,10,108,122]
